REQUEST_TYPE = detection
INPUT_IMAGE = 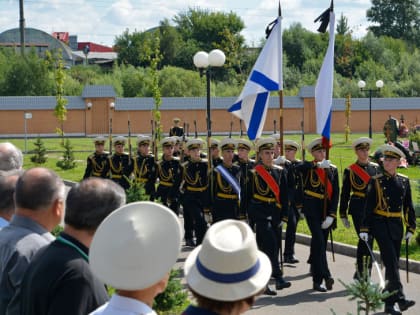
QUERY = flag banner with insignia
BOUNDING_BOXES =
[315,8,335,147]
[228,15,283,141]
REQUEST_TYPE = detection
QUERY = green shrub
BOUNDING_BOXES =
[153,269,189,314]
[56,139,76,170]
[30,137,47,164]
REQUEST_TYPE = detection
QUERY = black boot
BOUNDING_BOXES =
[275,277,291,290]
[263,285,277,296]
[325,277,334,290]
[313,282,327,292]
[384,304,401,315]
[397,299,415,311]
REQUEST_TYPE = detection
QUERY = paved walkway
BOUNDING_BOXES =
[175,240,420,315]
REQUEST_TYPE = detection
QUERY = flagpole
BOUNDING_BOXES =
[278,1,284,156]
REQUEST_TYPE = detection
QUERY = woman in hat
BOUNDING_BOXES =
[182,220,272,315]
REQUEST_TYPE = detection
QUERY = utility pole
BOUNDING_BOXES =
[19,0,25,56]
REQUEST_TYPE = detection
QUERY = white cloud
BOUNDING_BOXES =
[0,0,372,47]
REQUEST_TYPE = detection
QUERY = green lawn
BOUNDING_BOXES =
[3,133,420,260]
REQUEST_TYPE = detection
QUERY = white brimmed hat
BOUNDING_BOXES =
[187,138,205,150]
[284,140,300,151]
[255,137,276,152]
[161,136,176,147]
[184,220,271,301]
[306,137,332,152]
[136,135,151,145]
[352,137,372,150]
[380,144,405,159]
[112,136,126,145]
[219,137,236,151]
[210,139,220,148]
[93,136,106,145]
[90,201,182,290]
[236,139,253,151]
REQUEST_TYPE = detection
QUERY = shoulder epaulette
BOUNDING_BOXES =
[173,156,180,161]
[273,164,283,171]
[369,161,380,167]
[397,173,409,179]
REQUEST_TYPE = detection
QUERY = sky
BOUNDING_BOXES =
[0,0,373,48]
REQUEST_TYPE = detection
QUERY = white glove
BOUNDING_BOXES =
[317,159,331,168]
[321,216,334,229]
[405,232,413,241]
[277,221,284,228]
[297,208,305,220]
[274,155,286,165]
[204,210,213,224]
[359,232,369,242]
[341,217,351,229]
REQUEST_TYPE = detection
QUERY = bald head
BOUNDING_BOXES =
[15,167,65,212]
[0,142,23,171]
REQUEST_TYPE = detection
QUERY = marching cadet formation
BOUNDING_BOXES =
[81,120,416,313]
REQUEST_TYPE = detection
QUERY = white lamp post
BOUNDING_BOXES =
[193,49,225,141]
[358,80,384,138]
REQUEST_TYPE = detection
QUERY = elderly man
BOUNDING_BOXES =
[0,170,22,228]
[0,168,65,314]
[19,178,126,315]
[360,145,416,315]
[0,142,23,171]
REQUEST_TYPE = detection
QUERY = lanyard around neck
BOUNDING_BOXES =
[56,236,89,262]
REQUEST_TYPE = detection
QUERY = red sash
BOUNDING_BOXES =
[349,163,371,184]
[315,168,332,200]
[255,165,280,203]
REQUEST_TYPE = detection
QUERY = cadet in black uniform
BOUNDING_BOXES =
[155,137,182,215]
[296,138,339,292]
[245,137,290,294]
[133,135,157,201]
[169,118,184,137]
[83,136,109,179]
[235,138,255,221]
[339,137,380,279]
[107,136,133,190]
[360,145,416,315]
[210,139,223,167]
[210,138,241,222]
[180,138,209,246]
[282,140,304,264]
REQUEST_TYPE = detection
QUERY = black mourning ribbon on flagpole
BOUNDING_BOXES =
[314,0,334,33]
[265,19,278,39]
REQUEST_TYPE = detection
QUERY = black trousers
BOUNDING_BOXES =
[211,199,238,223]
[182,195,208,245]
[351,212,373,275]
[306,214,331,284]
[372,218,405,305]
[284,206,298,257]
[255,220,282,278]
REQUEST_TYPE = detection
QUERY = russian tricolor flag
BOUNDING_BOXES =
[315,9,335,147]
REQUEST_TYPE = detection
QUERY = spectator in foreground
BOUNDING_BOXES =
[0,169,22,228]
[19,178,126,315]
[0,168,65,314]
[89,201,182,315]
[182,219,272,315]
[0,142,23,171]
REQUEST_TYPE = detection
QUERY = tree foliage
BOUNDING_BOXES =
[367,0,420,45]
